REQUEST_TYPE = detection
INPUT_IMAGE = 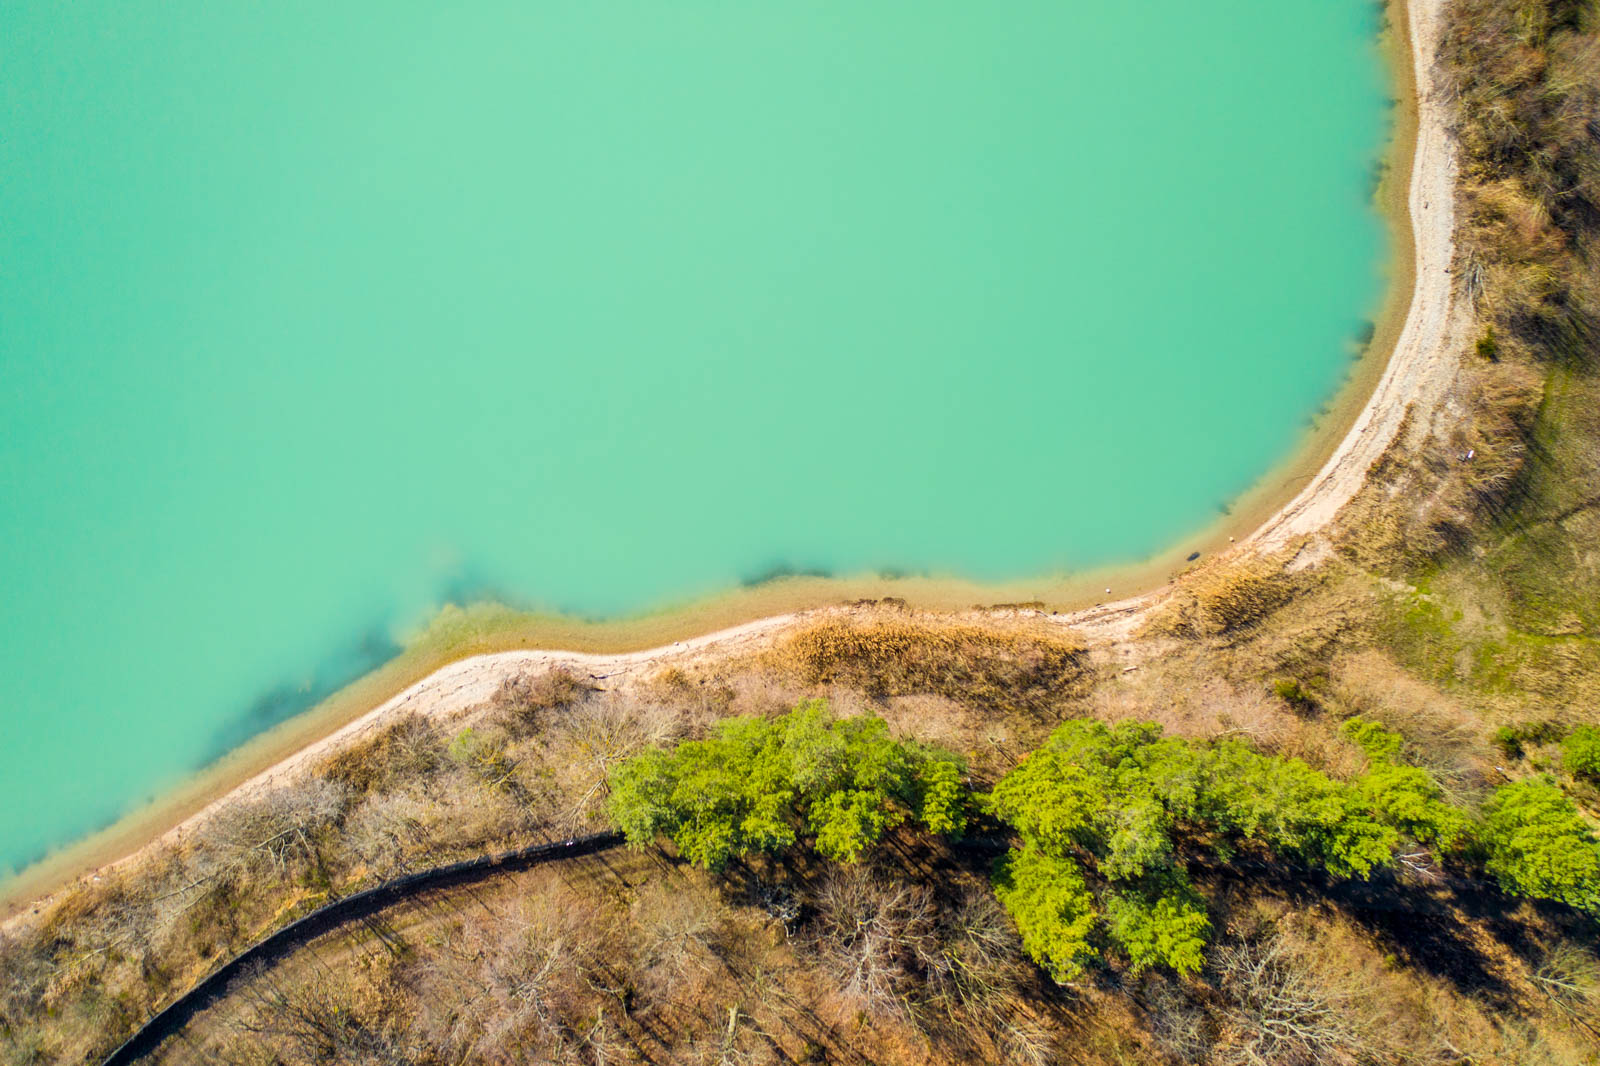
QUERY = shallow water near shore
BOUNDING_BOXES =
[1,0,1389,875]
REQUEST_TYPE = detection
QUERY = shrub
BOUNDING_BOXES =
[1271,678,1314,709]
[1492,725,1525,759]
[1492,720,1565,761]
[1475,327,1499,361]
[447,726,516,789]
[1341,717,1405,761]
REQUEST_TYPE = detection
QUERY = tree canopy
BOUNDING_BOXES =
[1481,777,1600,917]
[983,719,1410,979]
[1342,718,1600,915]
[1562,725,1600,783]
[990,845,1099,982]
[611,705,1600,989]
[606,700,967,869]
[1341,717,1471,851]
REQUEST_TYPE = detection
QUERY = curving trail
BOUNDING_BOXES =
[98,832,624,1066]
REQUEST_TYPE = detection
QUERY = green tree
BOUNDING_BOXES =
[1562,725,1600,783]
[1482,778,1600,916]
[1102,873,1210,976]
[985,719,1405,980]
[987,719,1187,880]
[606,700,968,869]
[1340,716,1405,761]
[990,845,1100,982]
[1341,717,1471,851]
[1357,761,1471,850]
[912,757,967,836]
[1197,741,1398,878]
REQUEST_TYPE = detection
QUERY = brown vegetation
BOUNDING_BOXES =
[7,628,1598,1066]
[770,616,1092,712]
[1140,556,1303,641]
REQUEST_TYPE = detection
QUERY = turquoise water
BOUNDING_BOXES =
[0,1,1389,874]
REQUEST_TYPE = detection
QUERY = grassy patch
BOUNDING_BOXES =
[1375,575,1600,710]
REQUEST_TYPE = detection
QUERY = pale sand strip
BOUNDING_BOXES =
[3,0,1463,928]
[1248,0,1463,555]
[1066,0,1463,643]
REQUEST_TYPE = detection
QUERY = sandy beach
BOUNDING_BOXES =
[1,0,1463,929]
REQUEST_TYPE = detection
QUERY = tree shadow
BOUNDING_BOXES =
[1196,855,1527,1010]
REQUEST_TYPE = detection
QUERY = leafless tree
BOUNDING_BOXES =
[186,777,347,888]
[404,887,624,1065]
[343,789,435,875]
[1533,942,1600,1034]
[918,889,1058,1065]
[1212,930,1378,1066]
[1141,974,1213,1064]
[994,1017,1058,1066]
[916,890,1016,1012]
[546,693,684,825]
[813,868,936,1023]
[232,966,416,1066]
[811,870,1053,1062]
[632,879,721,988]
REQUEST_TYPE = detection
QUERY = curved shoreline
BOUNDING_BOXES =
[1,0,1460,926]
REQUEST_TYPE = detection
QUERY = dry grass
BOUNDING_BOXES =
[1331,0,1599,576]
[1443,0,1600,365]
[133,850,1077,1066]
[490,667,599,736]
[9,625,1600,1065]
[769,615,1092,713]
[1323,649,1489,793]
[121,837,1600,1066]
[317,712,445,797]
[1139,557,1303,642]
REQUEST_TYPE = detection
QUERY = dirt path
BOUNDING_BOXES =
[99,833,624,1066]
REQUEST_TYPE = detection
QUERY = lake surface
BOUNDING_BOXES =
[0,0,1388,874]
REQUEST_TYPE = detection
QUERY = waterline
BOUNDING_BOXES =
[2,0,1395,885]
